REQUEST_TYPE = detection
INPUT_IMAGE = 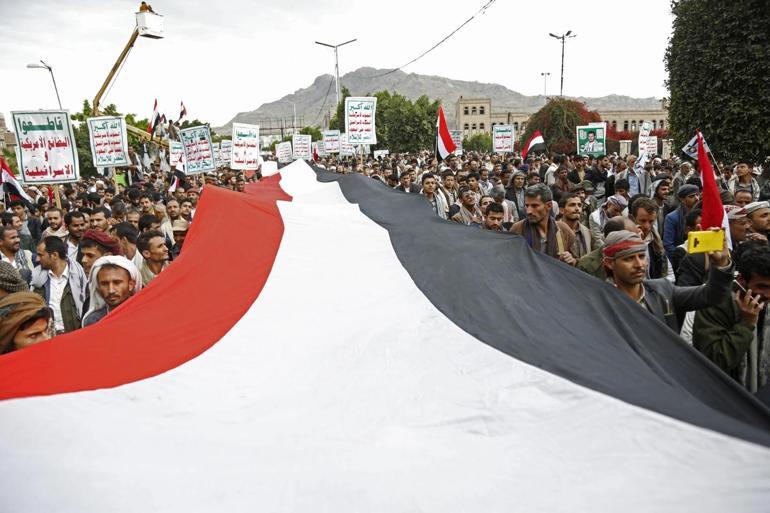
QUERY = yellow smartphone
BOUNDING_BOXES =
[687,229,724,254]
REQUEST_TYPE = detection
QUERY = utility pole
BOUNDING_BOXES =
[315,39,357,107]
[540,72,550,103]
[549,31,576,96]
[27,60,62,109]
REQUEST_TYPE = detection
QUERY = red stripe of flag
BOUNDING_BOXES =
[697,131,724,230]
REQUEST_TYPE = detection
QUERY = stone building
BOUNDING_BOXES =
[455,96,669,138]
[0,114,17,152]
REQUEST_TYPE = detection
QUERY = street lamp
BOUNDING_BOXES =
[540,72,551,103]
[315,39,357,108]
[27,60,62,109]
[548,31,576,97]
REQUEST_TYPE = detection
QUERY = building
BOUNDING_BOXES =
[455,96,669,138]
[0,114,17,152]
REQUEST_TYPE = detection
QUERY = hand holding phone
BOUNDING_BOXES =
[733,280,765,326]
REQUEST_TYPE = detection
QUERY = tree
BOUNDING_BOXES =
[299,126,322,141]
[665,0,770,163]
[329,87,352,131]
[463,133,492,153]
[519,98,601,155]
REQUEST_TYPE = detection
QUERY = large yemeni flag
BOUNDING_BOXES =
[436,105,456,159]
[0,160,769,511]
[521,129,546,160]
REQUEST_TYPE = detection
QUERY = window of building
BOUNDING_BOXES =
[464,107,469,115]
[464,123,469,130]
[479,123,485,130]
[631,121,637,131]
[479,106,485,115]
[472,123,477,130]
[521,122,526,131]
[659,120,665,129]
[612,120,617,130]
[471,107,477,115]
[513,122,519,131]
[623,120,629,131]
[652,120,657,129]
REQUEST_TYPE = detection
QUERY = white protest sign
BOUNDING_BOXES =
[211,141,220,165]
[87,116,129,167]
[313,141,327,158]
[373,149,390,159]
[322,130,341,153]
[339,133,355,157]
[169,141,184,168]
[276,141,293,163]
[292,134,312,160]
[449,129,464,156]
[12,110,80,183]
[231,123,259,169]
[492,124,515,153]
[345,97,377,145]
[179,125,216,175]
[638,135,658,156]
[639,121,653,137]
[219,139,232,167]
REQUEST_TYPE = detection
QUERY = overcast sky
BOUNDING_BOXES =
[0,0,673,127]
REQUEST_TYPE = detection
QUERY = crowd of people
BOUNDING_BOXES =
[0,146,767,397]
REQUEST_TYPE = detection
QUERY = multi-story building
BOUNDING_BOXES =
[0,114,17,152]
[455,96,669,138]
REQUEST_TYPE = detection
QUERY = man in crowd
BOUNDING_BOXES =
[578,217,640,280]
[663,184,700,260]
[89,207,111,232]
[450,187,483,226]
[745,201,770,239]
[9,200,41,245]
[64,211,87,262]
[137,230,169,284]
[693,241,770,393]
[727,160,760,202]
[82,256,143,328]
[31,236,87,334]
[79,229,122,277]
[113,222,144,269]
[735,189,754,208]
[629,197,671,281]
[559,193,592,258]
[602,229,733,332]
[420,173,448,220]
[0,225,33,284]
[482,203,505,231]
[589,195,627,248]
[170,220,189,260]
[651,175,672,236]
[42,207,67,240]
[510,184,577,265]
[395,172,419,193]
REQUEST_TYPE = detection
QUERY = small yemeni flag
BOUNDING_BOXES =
[147,99,160,134]
[436,105,456,160]
[521,130,546,160]
[697,131,730,245]
[168,175,180,193]
[0,157,34,204]
[178,102,187,123]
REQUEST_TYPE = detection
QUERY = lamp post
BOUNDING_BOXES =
[315,39,357,108]
[27,60,62,109]
[540,72,550,103]
[548,31,576,97]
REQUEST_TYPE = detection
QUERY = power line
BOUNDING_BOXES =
[313,76,336,126]
[101,44,134,107]
[368,0,497,79]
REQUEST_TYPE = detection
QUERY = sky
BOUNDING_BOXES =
[0,0,674,127]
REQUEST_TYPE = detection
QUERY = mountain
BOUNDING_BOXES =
[217,67,663,134]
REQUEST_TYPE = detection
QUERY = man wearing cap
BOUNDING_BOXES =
[170,219,189,260]
[0,261,29,297]
[79,229,122,277]
[745,201,770,240]
[589,195,627,249]
[663,183,700,260]
[603,229,733,332]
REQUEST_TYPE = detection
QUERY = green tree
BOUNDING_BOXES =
[519,98,601,155]
[329,87,352,131]
[665,0,770,162]
[463,133,492,153]
[300,126,323,141]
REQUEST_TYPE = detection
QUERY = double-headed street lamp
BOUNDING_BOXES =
[315,39,357,108]
[549,31,576,97]
[540,72,551,103]
[27,60,62,109]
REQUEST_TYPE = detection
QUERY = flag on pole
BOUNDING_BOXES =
[436,105,457,160]
[682,133,711,159]
[0,157,33,204]
[178,102,187,123]
[168,175,180,193]
[696,131,729,238]
[521,130,546,160]
[147,99,159,135]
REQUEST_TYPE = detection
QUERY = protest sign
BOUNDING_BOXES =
[373,149,390,160]
[322,130,341,153]
[12,110,80,183]
[179,125,215,175]
[339,133,355,157]
[292,134,312,160]
[662,139,674,159]
[219,139,232,167]
[231,123,259,169]
[211,141,221,165]
[492,125,514,153]
[576,123,606,157]
[169,141,184,168]
[276,141,293,163]
[639,121,653,137]
[313,141,327,158]
[449,130,464,156]
[682,134,711,159]
[638,135,658,156]
[344,97,377,145]
[87,116,129,167]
